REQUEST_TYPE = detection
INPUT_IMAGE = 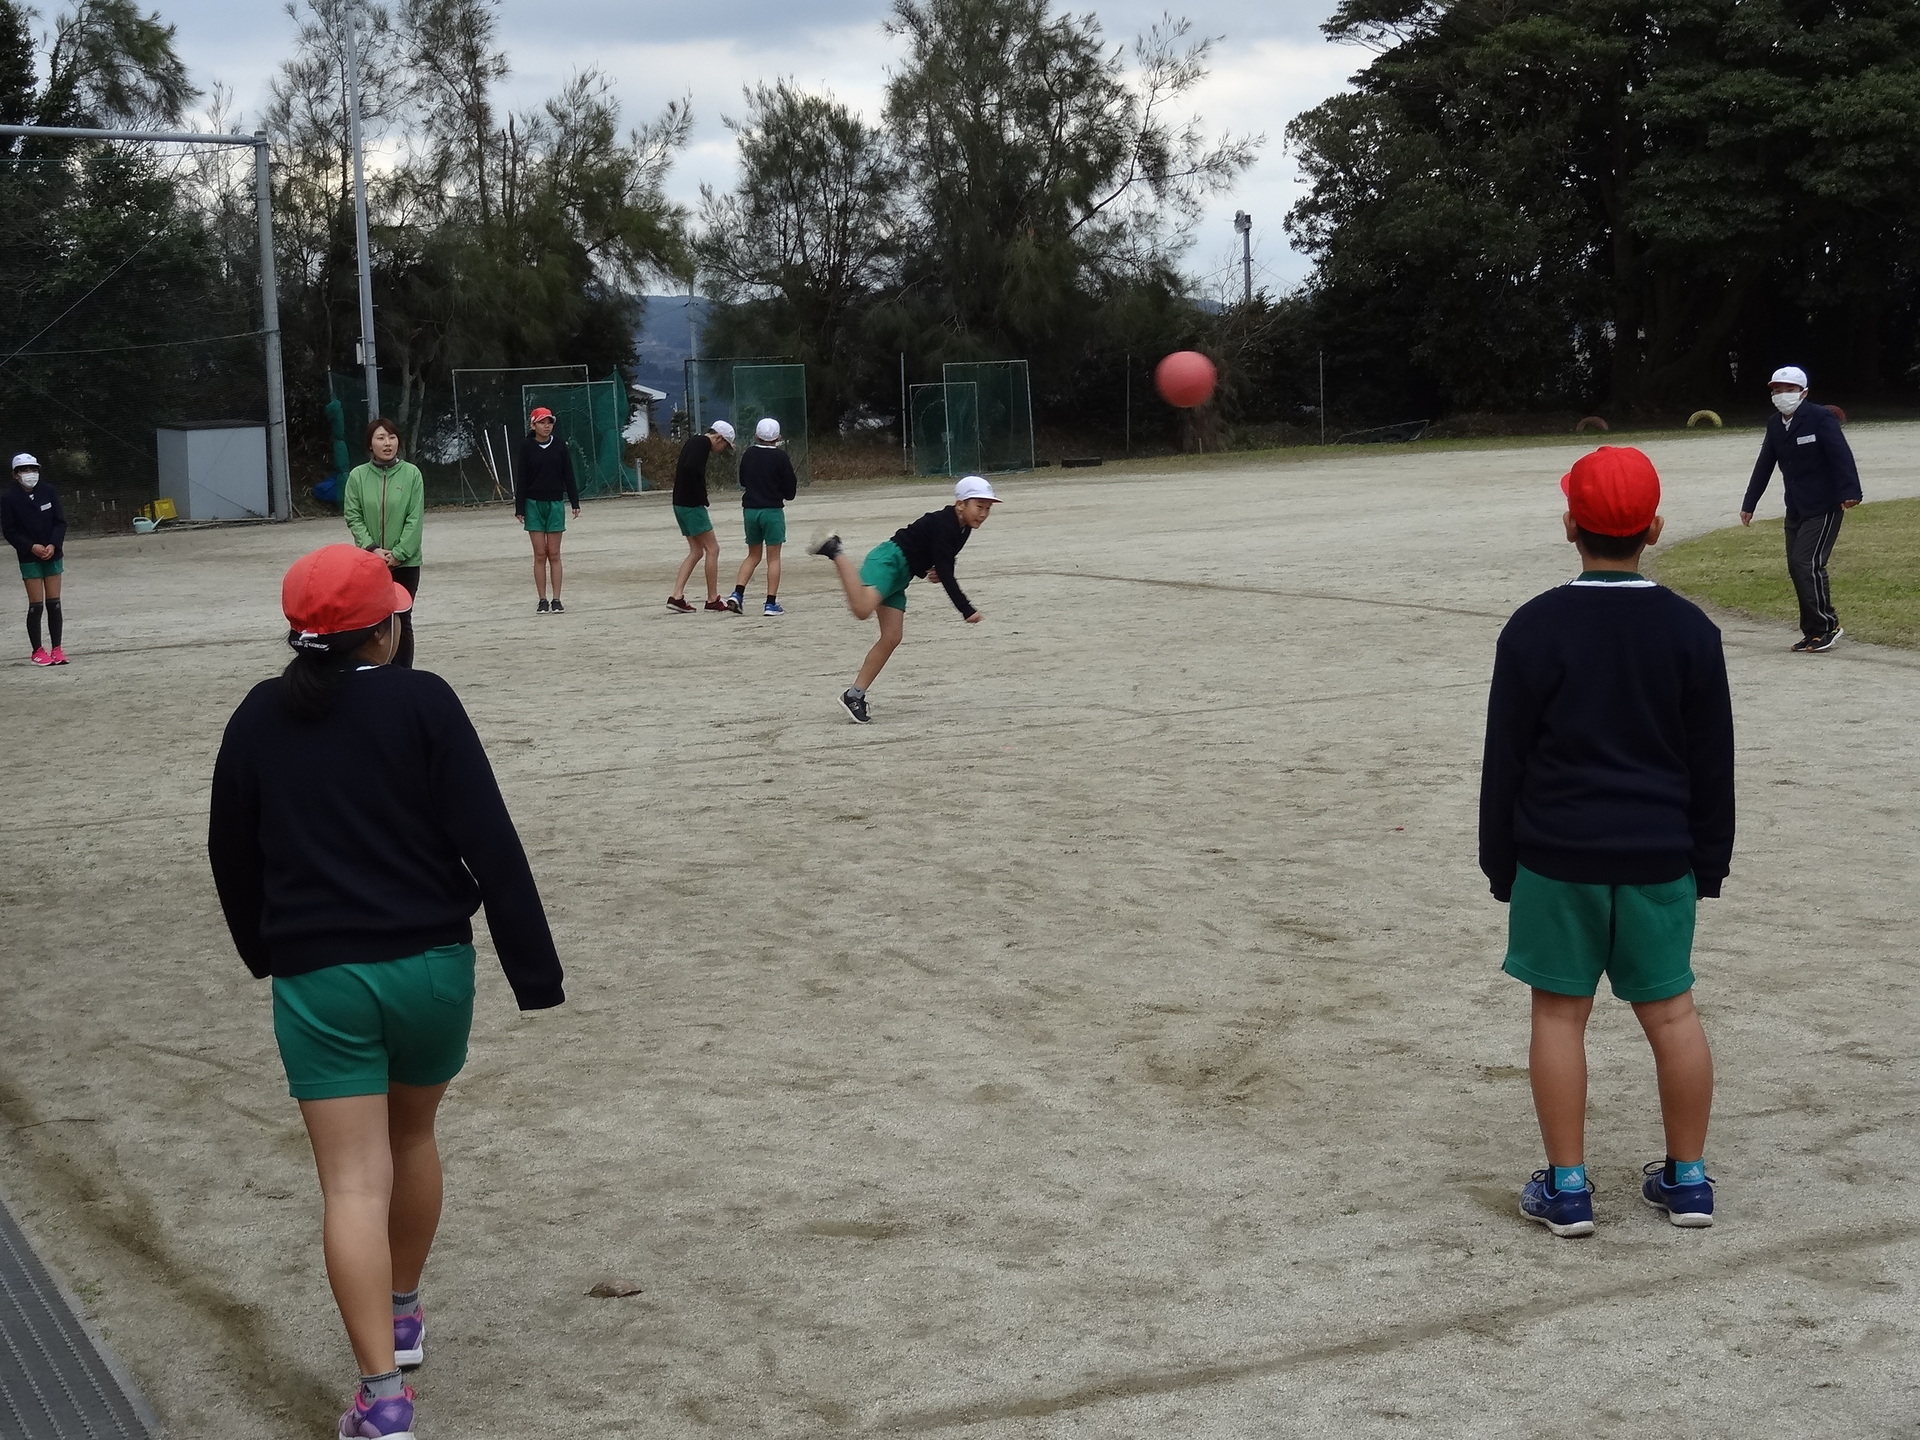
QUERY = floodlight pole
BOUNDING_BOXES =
[1233,210,1252,305]
[0,122,293,520]
[343,0,379,418]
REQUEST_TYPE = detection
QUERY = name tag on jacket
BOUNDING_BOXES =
[1796,434,1817,445]
[39,501,51,509]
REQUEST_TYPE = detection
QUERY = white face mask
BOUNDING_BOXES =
[16,471,37,488]
[1772,390,1804,416]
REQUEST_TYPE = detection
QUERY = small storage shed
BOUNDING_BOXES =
[156,422,269,520]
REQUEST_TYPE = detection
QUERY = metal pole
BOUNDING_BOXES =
[899,352,908,473]
[1234,210,1252,306]
[1124,352,1131,458]
[1318,349,1326,446]
[255,137,291,520]
[343,0,379,417]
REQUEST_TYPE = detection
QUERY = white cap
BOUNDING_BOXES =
[11,453,37,470]
[754,417,781,443]
[708,420,735,444]
[954,475,1001,503]
[1770,366,1809,389]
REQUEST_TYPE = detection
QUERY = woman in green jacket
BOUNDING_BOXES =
[343,418,425,667]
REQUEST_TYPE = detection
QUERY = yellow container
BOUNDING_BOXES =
[143,498,178,522]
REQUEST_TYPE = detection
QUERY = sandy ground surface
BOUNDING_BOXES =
[2,427,1917,1440]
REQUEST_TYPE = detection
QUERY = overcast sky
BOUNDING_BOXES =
[160,0,1357,292]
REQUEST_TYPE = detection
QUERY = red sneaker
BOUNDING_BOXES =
[666,595,695,613]
[702,598,729,612]
[30,648,52,666]
[49,646,67,665]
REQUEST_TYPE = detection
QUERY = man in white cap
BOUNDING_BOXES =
[806,475,1001,723]
[727,416,798,616]
[1,452,69,664]
[1740,366,1862,652]
[666,420,734,613]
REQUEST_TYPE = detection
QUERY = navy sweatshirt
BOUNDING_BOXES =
[1742,404,1861,518]
[738,444,798,510]
[1479,576,1735,903]
[1,480,65,562]
[672,434,712,508]
[891,507,977,617]
[208,665,565,1009]
[514,436,579,511]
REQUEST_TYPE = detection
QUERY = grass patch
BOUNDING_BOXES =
[1652,496,1920,649]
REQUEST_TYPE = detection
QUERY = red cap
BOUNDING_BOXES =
[283,544,414,637]
[529,407,555,423]
[1560,446,1660,537]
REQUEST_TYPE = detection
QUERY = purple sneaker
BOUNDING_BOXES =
[394,1306,425,1369]
[339,1384,416,1438]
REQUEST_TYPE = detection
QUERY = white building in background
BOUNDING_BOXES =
[623,382,669,442]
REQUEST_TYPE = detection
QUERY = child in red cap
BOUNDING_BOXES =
[209,544,565,1439]
[1479,446,1735,1239]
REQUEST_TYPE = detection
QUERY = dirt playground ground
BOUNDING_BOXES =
[2,428,1917,1439]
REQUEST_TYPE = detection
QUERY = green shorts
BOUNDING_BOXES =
[271,944,476,1099]
[743,507,786,546]
[1503,866,1697,1002]
[18,558,62,580]
[674,504,713,538]
[523,498,568,532]
[859,540,911,612]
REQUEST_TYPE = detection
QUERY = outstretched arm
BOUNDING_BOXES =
[1740,434,1775,519]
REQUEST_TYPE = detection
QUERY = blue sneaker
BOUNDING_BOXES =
[1642,1161,1714,1227]
[393,1304,424,1369]
[1520,1170,1595,1237]
[762,599,785,616]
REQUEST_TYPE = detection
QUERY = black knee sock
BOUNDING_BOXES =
[45,598,61,648]
[26,601,42,650]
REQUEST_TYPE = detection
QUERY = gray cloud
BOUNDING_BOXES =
[163,0,1352,286]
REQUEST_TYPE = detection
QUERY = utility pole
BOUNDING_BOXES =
[1318,349,1326,446]
[343,0,378,418]
[1233,210,1252,305]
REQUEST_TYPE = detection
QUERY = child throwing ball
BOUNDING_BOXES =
[807,475,1000,723]
[1480,447,1734,1239]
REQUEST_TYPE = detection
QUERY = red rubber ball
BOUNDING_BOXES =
[1155,351,1217,408]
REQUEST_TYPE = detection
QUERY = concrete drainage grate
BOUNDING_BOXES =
[0,1193,158,1439]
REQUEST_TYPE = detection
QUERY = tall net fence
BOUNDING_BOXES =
[733,363,809,486]
[943,361,1033,472]
[522,377,637,498]
[911,382,981,477]
[685,356,802,491]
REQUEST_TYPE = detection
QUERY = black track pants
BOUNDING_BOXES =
[1783,508,1843,638]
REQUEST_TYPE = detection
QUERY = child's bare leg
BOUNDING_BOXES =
[1631,991,1713,1162]
[1529,989,1594,1167]
[765,545,782,597]
[672,537,701,599]
[736,544,762,591]
[854,606,904,690]
[701,533,720,599]
[827,552,884,619]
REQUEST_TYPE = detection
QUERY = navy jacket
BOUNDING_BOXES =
[1479,576,1735,903]
[1742,404,1861,518]
[208,665,565,1008]
[891,506,978,617]
[1,480,65,562]
[738,444,798,510]
[514,436,578,511]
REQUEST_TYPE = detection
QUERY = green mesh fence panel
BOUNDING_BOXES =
[522,375,639,498]
[684,356,789,493]
[450,366,589,503]
[942,361,1033,472]
[328,373,464,504]
[910,382,981,477]
[732,363,809,486]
